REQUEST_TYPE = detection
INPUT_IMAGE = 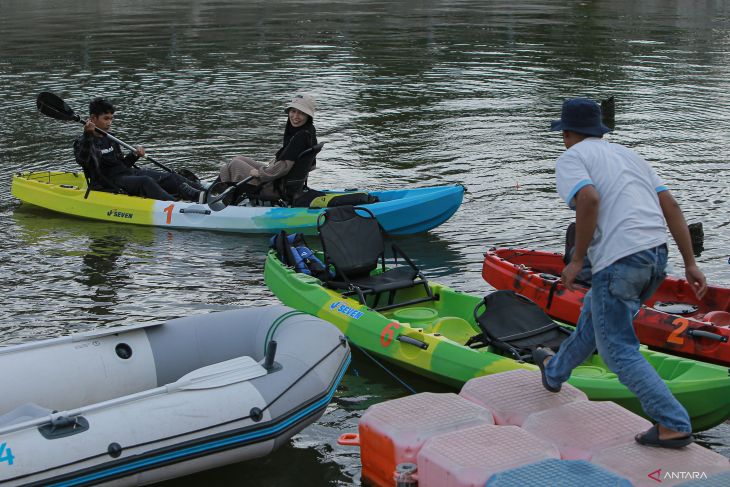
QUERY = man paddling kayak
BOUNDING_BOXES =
[534,97,707,449]
[74,98,203,202]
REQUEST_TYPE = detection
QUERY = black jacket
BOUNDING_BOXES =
[276,120,318,167]
[74,133,140,184]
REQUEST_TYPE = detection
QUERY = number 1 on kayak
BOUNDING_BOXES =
[163,204,174,224]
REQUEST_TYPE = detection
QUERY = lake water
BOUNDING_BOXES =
[1,1,729,484]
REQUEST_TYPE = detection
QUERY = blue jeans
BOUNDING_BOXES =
[545,244,692,433]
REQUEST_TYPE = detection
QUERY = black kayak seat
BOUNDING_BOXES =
[473,290,571,362]
[248,143,324,207]
[278,142,324,204]
[317,205,435,311]
[563,222,576,265]
[76,158,127,199]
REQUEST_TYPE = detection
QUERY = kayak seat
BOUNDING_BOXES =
[563,222,576,265]
[278,142,323,205]
[702,310,730,326]
[472,290,572,362]
[246,143,324,207]
[76,158,127,199]
[0,403,52,428]
[317,205,436,312]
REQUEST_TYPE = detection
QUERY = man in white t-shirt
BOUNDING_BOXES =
[533,98,707,449]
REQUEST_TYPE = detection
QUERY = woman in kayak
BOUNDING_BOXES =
[219,93,318,202]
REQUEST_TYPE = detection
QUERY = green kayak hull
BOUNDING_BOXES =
[264,250,730,432]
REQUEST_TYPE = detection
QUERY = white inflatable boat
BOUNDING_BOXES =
[0,306,350,486]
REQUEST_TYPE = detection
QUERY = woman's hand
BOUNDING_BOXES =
[135,146,146,157]
[250,168,260,178]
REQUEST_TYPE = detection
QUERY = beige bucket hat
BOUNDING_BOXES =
[285,93,316,118]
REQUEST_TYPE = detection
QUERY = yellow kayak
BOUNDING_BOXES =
[12,171,464,235]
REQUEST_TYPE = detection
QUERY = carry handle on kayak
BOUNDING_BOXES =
[686,329,729,342]
[396,335,429,350]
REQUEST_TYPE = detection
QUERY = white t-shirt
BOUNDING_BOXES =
[556,138,668,273]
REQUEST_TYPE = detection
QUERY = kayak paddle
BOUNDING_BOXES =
[0,354,268,437]
[206,176,254,211]
[601,96,615,130]
[36,91,178,175]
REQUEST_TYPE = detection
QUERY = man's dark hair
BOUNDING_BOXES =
[89,98,115,116]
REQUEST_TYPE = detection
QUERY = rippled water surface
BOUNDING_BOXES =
[2,1,729,484]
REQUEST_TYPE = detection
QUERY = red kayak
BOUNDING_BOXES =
[482,247,730,367]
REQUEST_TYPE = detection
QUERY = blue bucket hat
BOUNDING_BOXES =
[550,98,611,137]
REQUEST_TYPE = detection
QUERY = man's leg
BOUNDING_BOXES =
[164,171,205,192]
[591,248,691,433]
[543,290,598,388]
[135,169,178,193]
[135,169,203,201]
[219,156,264,183]
[139,169,205,201]
[117,175,174,200]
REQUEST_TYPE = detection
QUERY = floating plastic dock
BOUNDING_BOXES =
[341,369,730,486]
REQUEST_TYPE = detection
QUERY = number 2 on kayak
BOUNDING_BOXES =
[668,317,689,345]
[163,204,174,224]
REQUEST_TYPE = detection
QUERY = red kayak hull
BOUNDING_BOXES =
[482,248,730,367]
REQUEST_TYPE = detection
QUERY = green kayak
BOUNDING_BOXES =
[264,250,730,432]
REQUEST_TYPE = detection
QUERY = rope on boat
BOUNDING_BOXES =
[258,337,349,416]
[263,310,307,355]
[347,339,417,395]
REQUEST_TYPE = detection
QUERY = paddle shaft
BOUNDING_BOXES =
[0,358,266,437]
[207,176,254,206]
[37,92,176,174]
[0,384,174,436]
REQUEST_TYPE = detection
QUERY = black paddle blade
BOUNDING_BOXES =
[37,92,80,122]
[177,168,201,184]
[205,181,234,212]
[601,96,615,130]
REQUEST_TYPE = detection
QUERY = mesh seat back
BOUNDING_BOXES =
[476,290,568,353]
[319,206,384,278]
[564,222,576,265]
[78,158,122,194]
[280,143,323,202]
